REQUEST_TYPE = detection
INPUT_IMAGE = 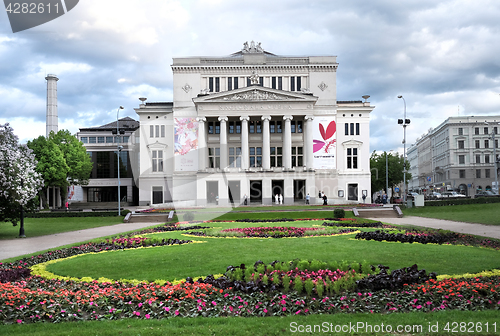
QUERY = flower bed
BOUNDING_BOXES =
[185,227,357,238]
[355,229,500,249]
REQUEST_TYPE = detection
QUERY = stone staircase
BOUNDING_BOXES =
[355,206,402,219]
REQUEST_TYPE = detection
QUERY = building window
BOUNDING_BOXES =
[96,152,110,178]
[458,140,464,149]
[270,147,282,167]
[290,120,303,133]
[89,137,96,143]
[347,148,358,169]
[152,150,163,172]
[476,154,481,164]
[459,155,465,164]
[228,121,241,134]
[235,121,241,134]
[290,76,301,92]
[229,121,234,134]
[271,77,283,90]
[249,121,255,133]
[155,125,160,138]
[270,121,275,133]
[458,127,463,135]
[494,126,498,134]
[209,77,220,92]
[227,77,238,91]
[161,125,165,137]
[81,137,88,143]
[150,125,154,138]
[123,136,130,143]
[345,123,348,135]
[106,136,114,143]
[475,127,480,135]
[208,122,214,134]
[208,147,220,168]
[486,169,491,178]
[475,140,480,149]
[228,147,241,168]
[459,169,465,178]
[484,127,489,135]
[485,155,490,164]
[345,123,359,136]
[356,123,360,135]
[215,122,220,134]
[291,147,303,167]
[249,147,262,167]
[256,120,262,133]
[98,137,105,143]
[485,140,489,148]
[476,169,481,178]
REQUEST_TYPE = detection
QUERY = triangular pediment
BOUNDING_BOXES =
[193,86,318,104]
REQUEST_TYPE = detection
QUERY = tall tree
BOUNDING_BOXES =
[0,124,44,225]
[27,135,69,209]
[370,150,411,196]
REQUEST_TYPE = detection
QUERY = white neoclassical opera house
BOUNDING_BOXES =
[135,42,374,207]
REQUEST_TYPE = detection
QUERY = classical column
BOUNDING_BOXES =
[305,115,314,170]
[219,116,228,169]
[261,115,271,170]
[283,115,293,169]
[196,117,207,171]
[240,116,249,169]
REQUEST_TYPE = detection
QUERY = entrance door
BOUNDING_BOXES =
[294,180,306,200]
[152,186,163,204]
[348,184,358,201]
[228,181,240,205]
[250,180,262,203]
[206,181,218,204]
[272,180,284,202]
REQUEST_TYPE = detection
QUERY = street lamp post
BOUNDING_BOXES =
[116,106,124,216]
[19,178,25,238]
[491,127,499,195]
[397,96,410,203]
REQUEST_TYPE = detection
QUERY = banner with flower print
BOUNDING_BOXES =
[313,117,336,169]
[174,118,198,171]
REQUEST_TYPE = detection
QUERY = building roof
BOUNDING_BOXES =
[79,116,139,132]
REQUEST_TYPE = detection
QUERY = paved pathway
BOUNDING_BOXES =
[2,213,500,261]
[0,222,156,261]
[366,216,500,239]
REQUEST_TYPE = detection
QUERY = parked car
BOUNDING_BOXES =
[475,190,497,198]
[430,192,442,199]
[407,192,419,199]
[441,191,466,198]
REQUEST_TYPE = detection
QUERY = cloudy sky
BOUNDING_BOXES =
[1,0,500,154]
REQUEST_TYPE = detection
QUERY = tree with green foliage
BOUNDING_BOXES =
[28,130,92,208]
[0,124,43,225]
[370,150,411,196]
[27,135,69,208]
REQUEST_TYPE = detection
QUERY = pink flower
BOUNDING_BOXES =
[138,303,143,308]
[134,311,140,316]
[145,314,150,319]
[164,307,170,312]
[416,305,422,309]
[174,310,179,316]
[263,308,268,313]
[198,306,202,311]
[212,301,217,306]
[16,319,22,324]
[296,310,301,314]
[282,307,286,311]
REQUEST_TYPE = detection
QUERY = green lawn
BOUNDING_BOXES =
[403,203,500,225]
[0,217,125,240]
[47,220,500,282]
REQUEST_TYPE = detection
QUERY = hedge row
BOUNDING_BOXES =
[25,209,131,218]
[423,196,500,207]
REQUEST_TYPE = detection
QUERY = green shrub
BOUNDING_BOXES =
[293,276,303,294]
[282,275,291,293]
[304,278,314,296]
[333,208,345,219]
[316,281,324,297]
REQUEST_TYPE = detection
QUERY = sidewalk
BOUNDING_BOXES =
[0,222,157,261]
[366,216,500,239]
[2,214,500,262]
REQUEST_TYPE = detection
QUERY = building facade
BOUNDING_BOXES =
[77,117,140,204]
[135,42,374,206]
[408,116,500,196]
